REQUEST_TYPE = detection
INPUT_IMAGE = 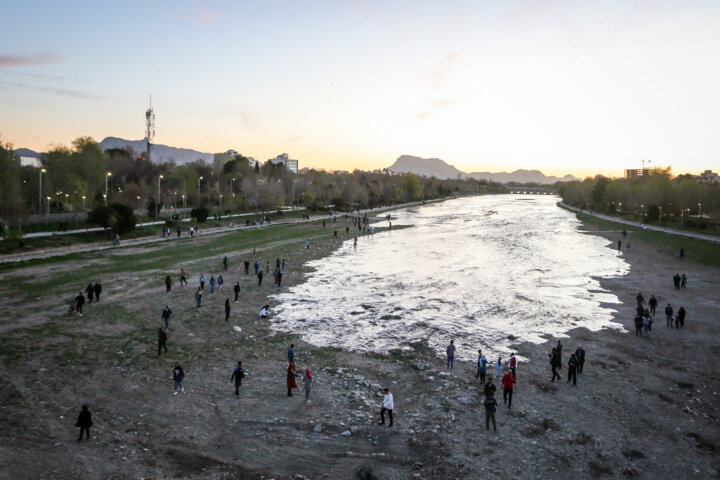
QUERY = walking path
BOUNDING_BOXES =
[559,202,720,244]
[0,200,431,265]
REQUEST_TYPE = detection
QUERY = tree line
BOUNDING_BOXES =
[558,168,720,227]
[0,136,508,227]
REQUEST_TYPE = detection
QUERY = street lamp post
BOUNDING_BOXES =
[82,195,86,209]
[182,194,186,208]
[105,172,112,205]
[46,196,51,219]
[39,168,46,214]
[197,176,203,206]
[220,194,223,209]
[156,174,164,219]
[698,202,702,216]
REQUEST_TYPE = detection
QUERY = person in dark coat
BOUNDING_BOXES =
[287,362,298,397]
[85,283,95,303]
[75,292,86,316]
[244,260,250,274]
[677,307,686,328]
[224,299,231,321]
[567,354,578,386]
[231,361,245,397]
[76,405,93,441]
[575,346,586,374]
[158,328,167,356]
[161,305,172,330]
[257,270,263,287]
[93,283,102,301]
[548,347,561,381]
[556,340,563,370]
[165,275,172,293]
[233,282,240,302]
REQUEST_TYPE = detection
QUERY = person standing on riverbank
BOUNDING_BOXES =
[180,268,187,286]
[549,348,561,381]
[223,256,229,271]
[303,369,313,402]
[634,313,643,336]
[85,283,95,303]
[172,362,185,394]
[158,328,167,356]
[665,304,674,327]
[257,270,263,287]
[287,344,295,363]
[224,299,231,321]
[75,292,85,316]
[556,340,563,369]
[681,274,687,289]
[575,346,585,374]
[195,287,202,308]
[501,370,516,408]
[508,353,517,376]
[484,377,497,397]
[253,260,259,275]
[76,405,92,441]
[495,357,503,379]
[649,295,658,315]
[93,282,102,302]
[287,362,298,397]
[161,305,172,330]
[446,340,455,371]
[673,273,681,290]
[231,361,244,397]
[484,394,498,432]
[678,307,686,328]
[476,350,488,382]
[379,388,394,427]
[244,260,250,274]
[165,275,172,294]
[209,275,216,293]
[218,275,224,291]
[199,273,206,291]
[234,282,240,303]
[567,354,578,386]
[636,292,644,308]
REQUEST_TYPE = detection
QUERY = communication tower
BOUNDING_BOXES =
[145,96,156,162]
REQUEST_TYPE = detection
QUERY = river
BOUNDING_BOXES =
[271,195,629,360]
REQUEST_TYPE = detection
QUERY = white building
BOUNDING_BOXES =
[19,156,42,168]
[268,153,299,173]
[697,170,719,184]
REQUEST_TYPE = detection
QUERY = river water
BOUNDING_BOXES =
[271,195,629,360]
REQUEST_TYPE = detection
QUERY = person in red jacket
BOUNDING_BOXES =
[501,371,517,409]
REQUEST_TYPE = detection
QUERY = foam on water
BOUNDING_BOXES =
[271,195,629,359]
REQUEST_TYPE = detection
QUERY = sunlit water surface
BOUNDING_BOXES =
[271,195,629,360]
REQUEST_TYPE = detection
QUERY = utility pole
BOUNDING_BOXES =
[39,168,46,214]
[156,174,163,219]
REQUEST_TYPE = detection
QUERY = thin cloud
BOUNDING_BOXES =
[0,80,103,100]
[174,0,220,26]
[0,53,65,68]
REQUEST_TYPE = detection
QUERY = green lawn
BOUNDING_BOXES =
[574,211,720,267]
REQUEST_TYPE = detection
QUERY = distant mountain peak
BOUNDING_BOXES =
[99,137,213,164]
[388,155,579,184]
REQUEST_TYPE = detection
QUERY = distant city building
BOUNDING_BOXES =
[624,168,650,179]
[19,156,42,168]
[213,149,237,169]
[697,170,719,184]
[332,170,349,175]
[268,153,299,173]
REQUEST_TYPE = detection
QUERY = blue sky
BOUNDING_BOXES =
[1,0,719,176]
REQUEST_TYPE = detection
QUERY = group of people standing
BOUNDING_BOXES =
[634,289,688,336]
[547,340,585,386]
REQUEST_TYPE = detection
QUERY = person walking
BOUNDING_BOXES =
[575,346,586,374]
[648,295,658,315]
[287,362,298,397]
[234,282,240,303]
[253,260,259,275]
[673,273,681,290]
[665,304,674,327]
[681,273,687,289]
[231,361,245,397]
[76,405,93,441]
[446,340,456,371]
[287,344,295,363]
[75,292,86,317]
[476,350,488,382]
[180,268,187,286]
[209,275,216,293]
[257,270,263,287]
[199,273,206,291]
[217,275,224,291]
[161,305,172,330]
[567,353,578,386]
[548,348,561,381]
[223,256,229,271]
[678,306,686,328]
[556,340,563,369]
[483,394,498,432]
[276,269,283,288]
[508,353,517,376]
[244,259,250,275]
[305,239,310,249]
[303,369,313,402]
[379,388,394,427]
[501,370,516,408]
[195,287,202,308]
[636,292,645,308]
[85,283,95,303]
[224,298,231,321]
[165,275,172,294]
[158,328,168,356]
[93,282,102,302]
[634,313,643,336]
[483,377,497,397]
[495,356,503,379]
[173,362,185,394]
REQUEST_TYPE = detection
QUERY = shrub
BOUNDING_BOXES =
[190,206,209,223]
[88,203,137,234]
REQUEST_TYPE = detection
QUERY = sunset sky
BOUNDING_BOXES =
[1,0,718,177]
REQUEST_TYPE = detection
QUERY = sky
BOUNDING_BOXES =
[1,0,718,177]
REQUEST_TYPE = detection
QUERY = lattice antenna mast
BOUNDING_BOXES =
[145,95,156,162]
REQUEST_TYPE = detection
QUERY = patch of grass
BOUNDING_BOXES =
[572,210,720,267]
[687,432,717,452]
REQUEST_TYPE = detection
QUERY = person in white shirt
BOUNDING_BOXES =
[379,388,394,427]
[259,305,269,318]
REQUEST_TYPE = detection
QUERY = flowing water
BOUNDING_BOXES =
[271,195,629,360]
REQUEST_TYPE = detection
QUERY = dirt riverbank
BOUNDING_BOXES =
[0,210,718,480]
